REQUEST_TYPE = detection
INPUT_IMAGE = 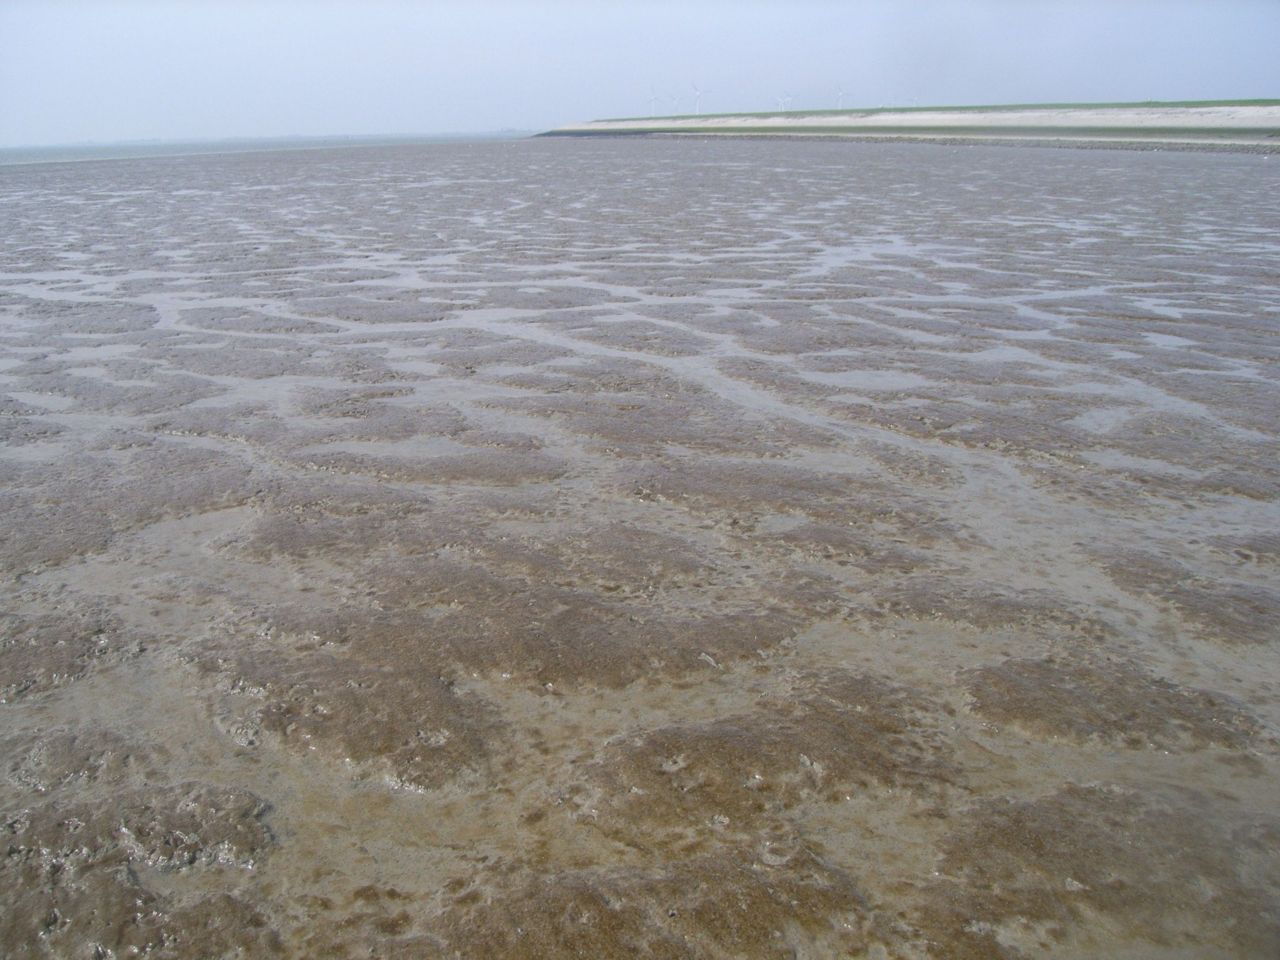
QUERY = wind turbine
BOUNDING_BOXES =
[648,85,659,116]
[775,92,793,112]
[669,93,680,115]
[691,82,703,116]
[837,86,846,111]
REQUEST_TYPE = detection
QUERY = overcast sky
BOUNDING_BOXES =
[2,0,1277,146]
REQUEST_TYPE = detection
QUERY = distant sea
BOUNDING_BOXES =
[0,132,531,166]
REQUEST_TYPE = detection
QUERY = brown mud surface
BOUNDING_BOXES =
[2,139,1279,957]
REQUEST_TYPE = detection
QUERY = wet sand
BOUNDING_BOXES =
[2,138,1279,958]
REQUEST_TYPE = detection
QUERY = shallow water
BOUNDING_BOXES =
[2,138,1279,958]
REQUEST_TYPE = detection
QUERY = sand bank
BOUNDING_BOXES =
[545,99,1280,148]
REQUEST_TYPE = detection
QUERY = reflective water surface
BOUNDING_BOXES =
[2,139,1279,958]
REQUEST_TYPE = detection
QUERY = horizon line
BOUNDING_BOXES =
[0,129,536,153]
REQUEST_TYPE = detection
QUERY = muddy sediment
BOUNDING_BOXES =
[2,139,1279,957]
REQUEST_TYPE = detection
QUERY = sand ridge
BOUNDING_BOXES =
[550,101,1280,148]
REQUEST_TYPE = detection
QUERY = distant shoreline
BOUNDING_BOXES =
[0,132,530,167]
[541,100,1280,152]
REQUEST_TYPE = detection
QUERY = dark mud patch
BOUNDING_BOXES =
[628,459,958,546]
[376,561,806,687]
[908,784,1280,958]
[588,671,957,843]
[433,849,869,960]
[2,777,275,959]
[860,577,1111,638]
[3,726,166,794]
[198,639,496,791]
[178,306,335,335]
[1103,551,1280,646]
[538,314,715,357]
[291,446,567,487]
[0,443,260,575]
[0,607,139,702]
[964,656,1267,750]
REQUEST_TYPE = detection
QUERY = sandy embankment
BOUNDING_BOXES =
[547,101,1280,147]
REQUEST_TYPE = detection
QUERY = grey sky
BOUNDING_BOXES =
[2,0,1277,147]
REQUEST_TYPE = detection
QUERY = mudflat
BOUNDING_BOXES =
[1,138,1278,958]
